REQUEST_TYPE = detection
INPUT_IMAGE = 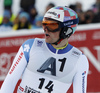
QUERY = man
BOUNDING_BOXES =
[0,6,89,93]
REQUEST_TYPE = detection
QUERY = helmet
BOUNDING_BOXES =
[44,6,79,39]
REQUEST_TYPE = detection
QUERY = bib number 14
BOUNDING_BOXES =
[38,78,54,93]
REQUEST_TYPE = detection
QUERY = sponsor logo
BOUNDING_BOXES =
[47,11,57,16]
[24,86,40,93]
[24,44,30,52]
[55,14,60,18]
[9,52,23,74]
[68,33,86,42]
[82,76,85,93]
[92,31,100,40]
[82,71,86,75]
[47,11,60,18]
[72,50,80,57]
[64,21,73,26]
[19,86,24,92]
[64,17,70,21]
[73,51,80,55]
[0,38,29,48]
[82,71,86,93]
[37,40,43,47]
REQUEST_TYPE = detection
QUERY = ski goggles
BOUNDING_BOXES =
[42,18,79,32]
[42,20,60,32]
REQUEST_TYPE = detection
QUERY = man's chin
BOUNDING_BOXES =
[45,40,52,44]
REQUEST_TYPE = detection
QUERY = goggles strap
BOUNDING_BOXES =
[60,18,79,27]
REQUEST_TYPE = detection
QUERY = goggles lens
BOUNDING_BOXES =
[42,20,59,32]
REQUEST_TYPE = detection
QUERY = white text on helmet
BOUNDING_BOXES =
[47,11,57,16]
[64,21,73,26]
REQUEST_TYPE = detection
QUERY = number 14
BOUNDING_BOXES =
[38,78,54,93]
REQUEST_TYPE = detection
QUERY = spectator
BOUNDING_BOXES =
[84,10,95,24]
[0,10,13,32]
[74,10,86,25]
[69,1,100,24]
[69,4,76,11]
[92,11,100,23]
[13,11,24,24]
[3,0,14,22]
[92,0,100,14]
[91,0,100,23]
[13,12,32,30]
[75,2,83,12]
[20,0,36,13]
[0,11,16,25]
[32,15,43,29]
[45,2,55,13]
[4,0,13,12]
[29,6,38,25]
[0,0,16,25]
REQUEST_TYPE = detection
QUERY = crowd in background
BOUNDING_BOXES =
[0,0,100,32]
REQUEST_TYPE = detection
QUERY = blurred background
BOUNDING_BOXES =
[0,0,100,93]
[0,0,97,15]
[0,0,100,31]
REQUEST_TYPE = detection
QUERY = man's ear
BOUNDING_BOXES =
[60,27,73,39]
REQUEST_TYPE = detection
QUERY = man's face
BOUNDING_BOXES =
[42,18,61,44]
[20,17,27,23]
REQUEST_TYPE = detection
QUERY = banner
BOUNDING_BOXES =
[0,24,100,93]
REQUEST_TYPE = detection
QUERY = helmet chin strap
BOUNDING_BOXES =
[51,38,63,45]
[51,28,64,45]
[52,27,73,45]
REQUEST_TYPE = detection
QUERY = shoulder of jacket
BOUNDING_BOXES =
[34,38,45,47]
[71,46,82,57]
